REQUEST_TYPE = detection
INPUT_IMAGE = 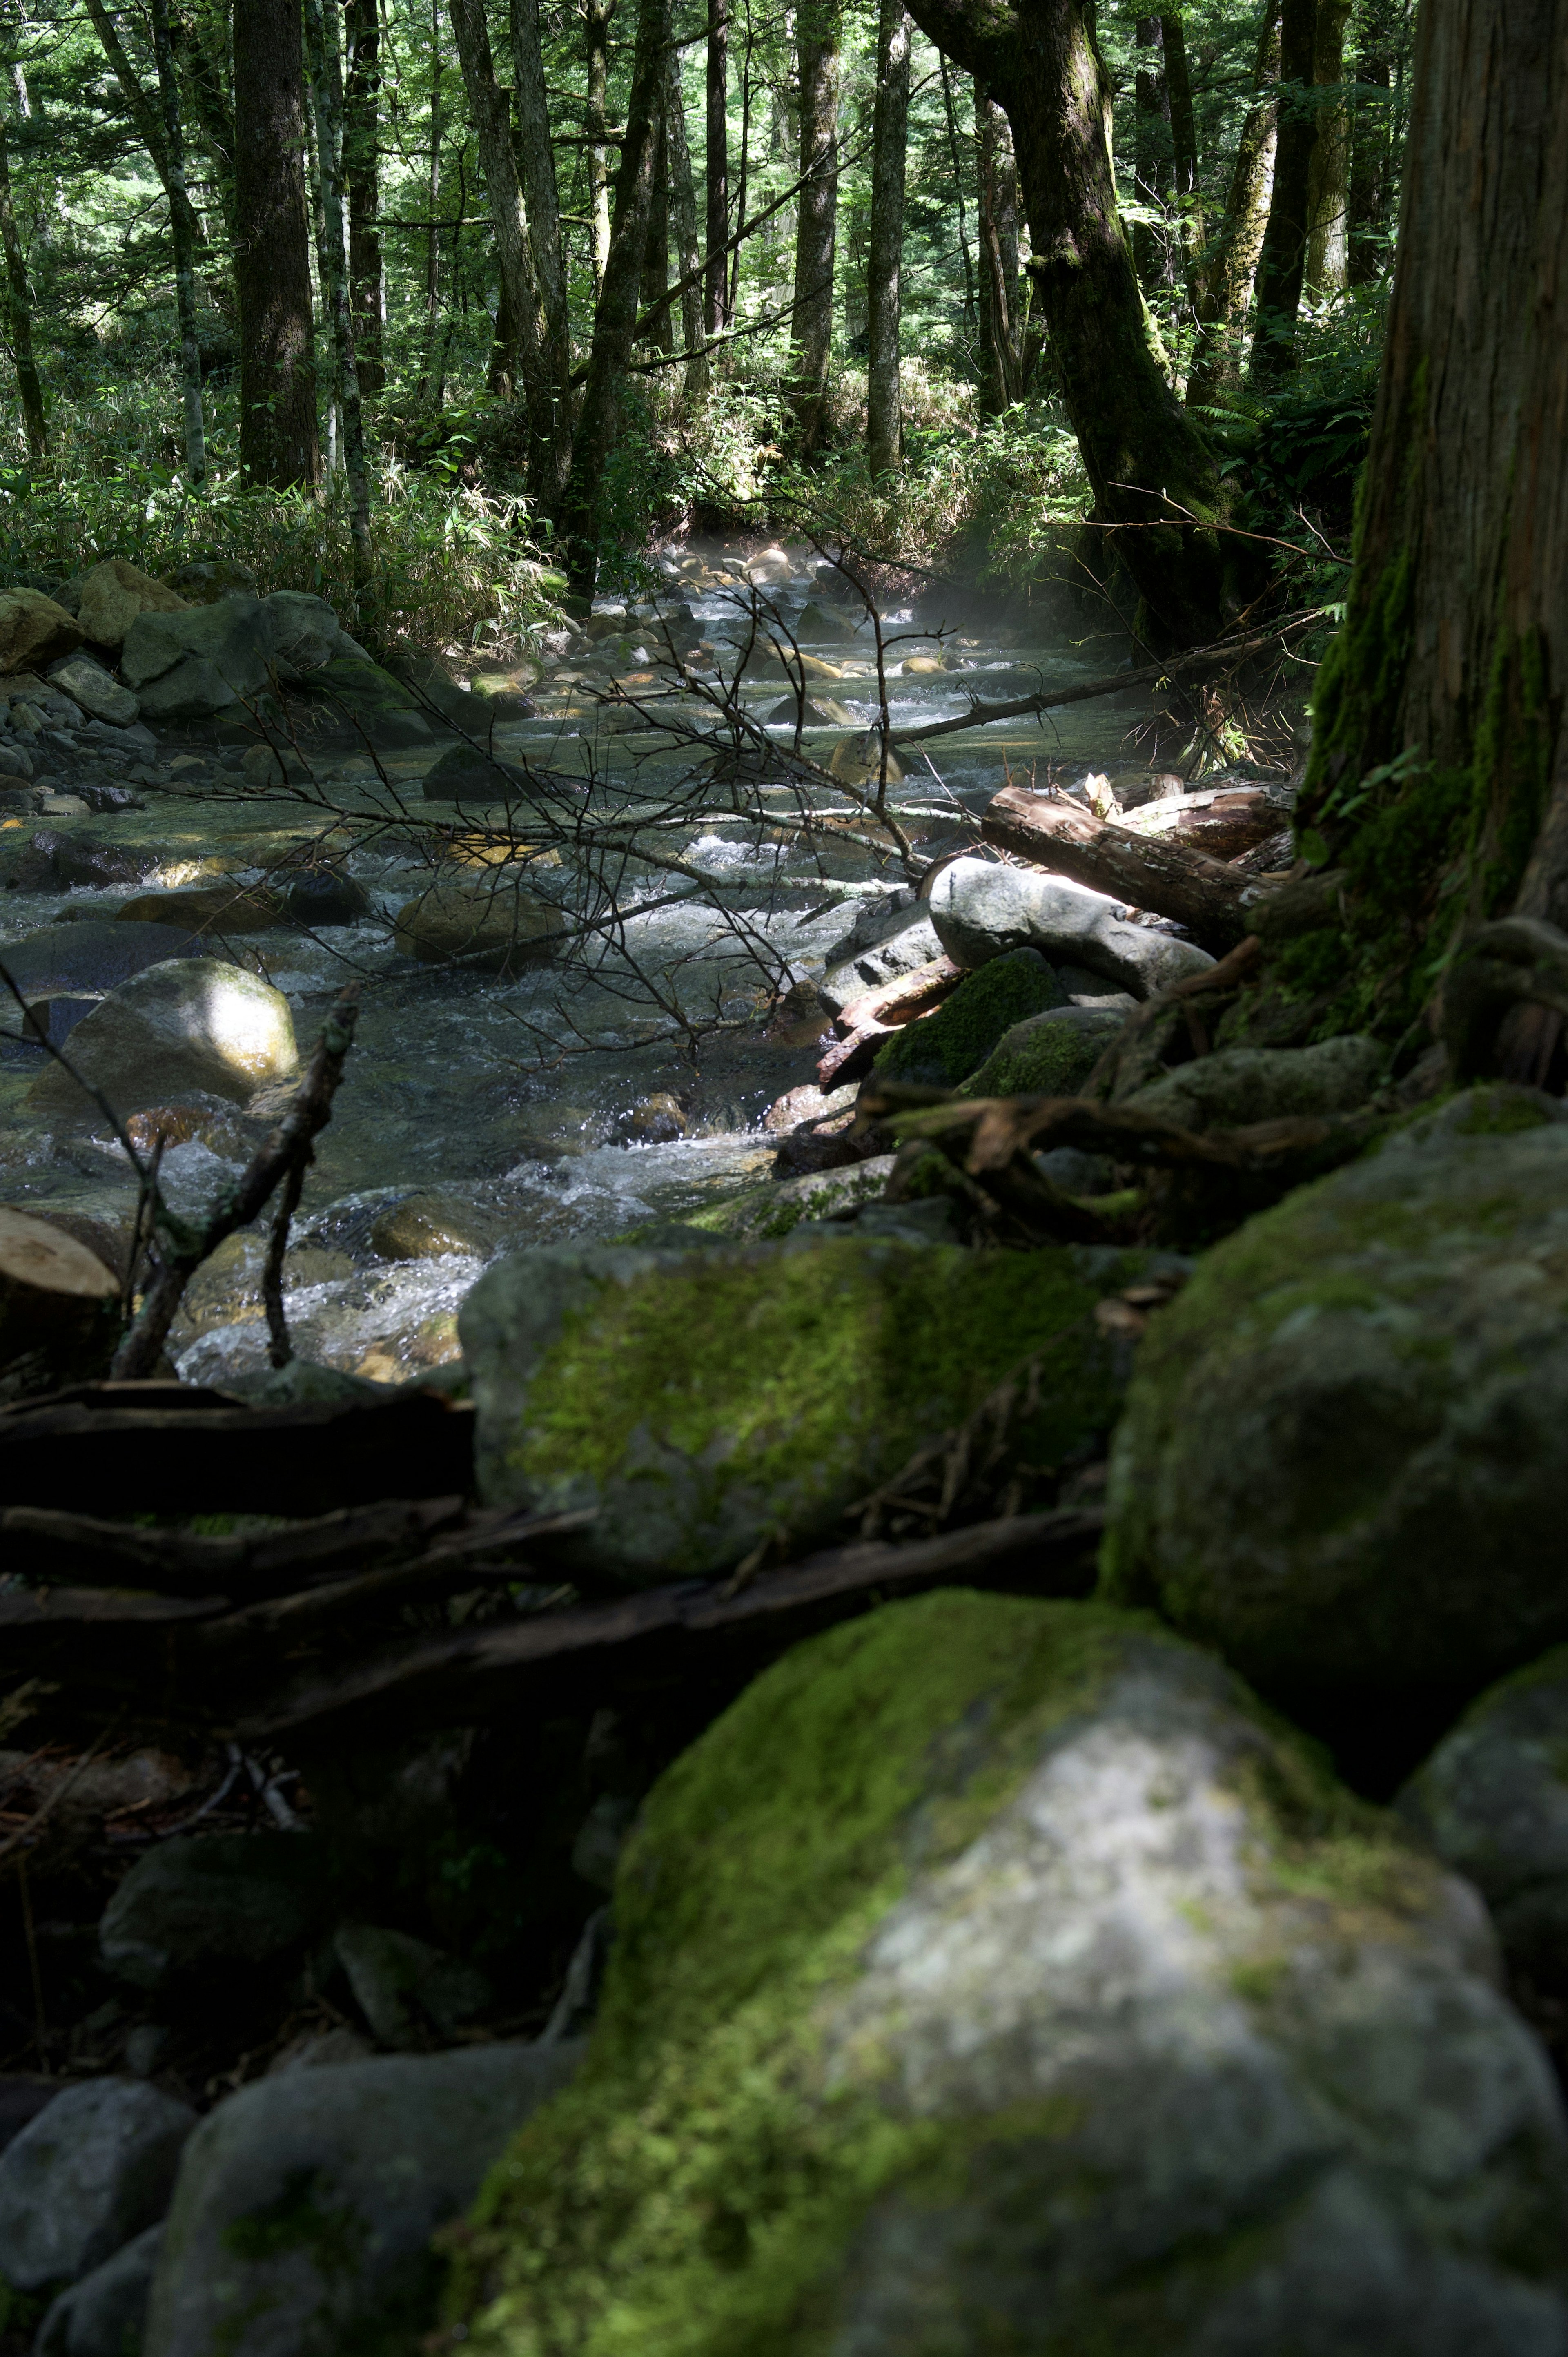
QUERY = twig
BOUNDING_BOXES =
[263,1154,310,1371]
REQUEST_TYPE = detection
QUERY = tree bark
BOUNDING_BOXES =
[584,0,615,297]
[975,88,1021,414]
[1186,0,1279,410]
[704,0,729,334]
[511,0,571,428]
[233,0,319,488]
[1161,8,1200,269]
[865,0,911,476]
[0,91,41,456]
[1346,4,1394,288]
[446,0,550,481]
[664,46,706,392]
[1304,0,1350,293]
[1297,0,1568,1042]
[902,0,1238,644]
[789,0,840,458]
[301,0,372,611]
[561,0,672,604]
[1247,0,1317,383]
[1132,13,1170,291]
[982,783,1260,953]
[151,0,207,487]
[640,100,672,350]
[170,0,238,247]
[343,0,384,394]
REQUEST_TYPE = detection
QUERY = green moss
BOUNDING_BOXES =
[514,1241,1119,1564]
[1450,1084,1556,1137]
[221,2168,366,2276]
[874,954,1063,1089]
[960,1011,1111,1100]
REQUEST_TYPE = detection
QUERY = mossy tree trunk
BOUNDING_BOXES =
[1247,0,1317,383]
[789,0,841,459]
[1295,0,1568,1056]
[1186,0,1279,411]
[343,0,384,395]
[903,0,1241,645]
[865,0,911,474]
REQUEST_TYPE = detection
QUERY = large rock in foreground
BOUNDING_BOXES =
[459,1235,1136,1581]
[0,2077,194,2291]
[450,1592,1568,2356]
[1100,1088,1568,1694]
[29,958,298,1119]
[928,855,1214,998]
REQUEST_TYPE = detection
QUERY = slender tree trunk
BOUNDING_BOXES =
[665,46,706,392]
[170,2,238,246]
[302,0,371,610]
[585,0,615,297]
[865,0,910,475]
[419,4,443,410]
[975,87,1021,413]
[150,0,207,486]
[1347,37,1392,288]
[904,0,1239,644]
[1132,14,1171,291]
[343,0,384,394]
[1247,0,1318,382]
[728,20,751,319]
[1297,0,1568,1050]
[704,0,729,335]
[562,0,672,603]
[937,53,977,340]
[641,101,672,350]
[511,0,570,424]
[233,0,319,487]
[0,94,41,457]
[1161,8,1200,260]
[789,0,840,457]
[1186,0,1280,410]
[1305,0,1350,293]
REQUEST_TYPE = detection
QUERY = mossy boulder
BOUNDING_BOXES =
[873,949,1063,1089]
[1121,1033,1385,1130]
[458,1235,1134,1581]
[683,1156,897,1242]
[448,1592,1568,2356]
[961,1002,1125,1097]
[1100,1088,1568,1695]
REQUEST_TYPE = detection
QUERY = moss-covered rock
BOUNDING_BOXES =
[677,1156,897,1242]
[873,950,1064,1089]
[448,1592,1567,2356]
[458,1236,1132,1581]
[1100,1089,1568,1693]
[961,1003,1125,1097]
[1121,1033,1385,1131]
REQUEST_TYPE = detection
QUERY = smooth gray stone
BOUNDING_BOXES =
[0,2079,193,2291]
[927,855,1214,999]
[36,2222,164,2357]
[100,1833,334,1990]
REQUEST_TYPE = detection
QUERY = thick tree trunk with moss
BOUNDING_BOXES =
[1186,0,1279,410]
[1304,0,1350,293]
[790,0,840,458]
[1294,0,1568,1058]
[975,87,1021,415]
[904,0,1238,644]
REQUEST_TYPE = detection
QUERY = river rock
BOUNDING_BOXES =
[797,598,860,642]
[420,741,532,800]
[0,588,83,674]
[1100,1086,1568,1695]
[459,1233,1140,1581]
[99,1832,334,1989]
[10,826,163,893]
[686,1154,898,1241]
[828,727,902,785]
[47,653,139,727]
[820,901,944,1010]
[76,561,186,651]
[283,864,372,928]
[766,692,855,727]
[368,1192,497,1261]
[116,883,285,934]
[447,1591,1568,2356]
[121,593,274,720]
[394,881,564,972]
[35,2223,164,2357]
[143,2043,584,2357]
[166,558,259,604]
[0,1206,120,1399]
[928,855,1215,998]
[0,922,209,1031]
[333,1925,493,2050]
[29,959,298,1121]
[0,2078,194,2291]
[1121,1033,1386,1127]
[1398,1648,1568,2013]
[873,949,1065,1088]
[265,589,369,676]
[962,1001,1129,1097]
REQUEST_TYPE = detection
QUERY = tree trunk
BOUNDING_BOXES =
[664,47,706,392]
[704,0,729,335]
[233,0,319,488]
[937,54,978,340]
[1132,13,1170,292]
[585,0,615,297]
[511,0,571,432]
[1305,0,1350,294]
[151,0,207,487]
[1296,0,1568,1052]
[903,0,1238,645]
[1346,10,1394,288]
[446,0,550,478]
[789,0,840,459]
[1161,9,1200,261]
[1186,0,1279,410]
[1247,0,1317,383]
[640,102,672,351]
[0,91,41,457]
[302,0,372,613]
[975,88,1021,414]
[343,0,384,395]
[170,1,238,247]
[418,4,444,410]
[865,0,911,476]
[561,0,672,604]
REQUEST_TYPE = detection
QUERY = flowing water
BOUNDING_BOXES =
[0,542,1199,1389]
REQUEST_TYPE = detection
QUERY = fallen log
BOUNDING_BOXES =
[0,1495,470,1599]
[982,784,1269,954]
[817,1021,896,1088]
[833,954,962,1038]
[1119,783,1295,863]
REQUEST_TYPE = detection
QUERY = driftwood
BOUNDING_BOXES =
[833,955,962,1037]
[1120,783,1295,862]
[982,783,1266,954]
[0,1382,475,1516]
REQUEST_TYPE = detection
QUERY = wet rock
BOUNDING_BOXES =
[1398,1649,1568,2016]
[828,727,902,785]
[0,588,83,674]
[1100,1086,1568,1695]
[116,883,285,934]
[76,560,186,651]
[0,1206,121,1398]
[47,654,140,727]
[901,649,956,675]
[99,1832,334,1989]
[451,1592,1568,2357]
[821,902,944,1010]
[762,1079,859,1133]
[393,881,565,973]
[744,544,793,584]
[368,1193,496,1262]
[461,1232,1139,1581]
[29,959,298,1120]
[682,1154,898,1241]
[0,2077,194,2290]
[961,1001,1128,1098]
[1122,1034,1386,1127]
[174,1231,355,1337]
[420,740,533,800]
[333,1924,493,2050]
[144,2042,584,2357]
[282,865,372,928]
[0,921,203,1034]
[165,558,259,605]
[290,656,432,746]
[617,1091,686,1144]
[929,855,1215,999]
[797,599,860,642]
[36,2222,163,2357]
[12,826,164,893]
[765,692,856,727]
[239,742,311,786]
[873,949,1065,1088]
[220,1358,390,1407]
